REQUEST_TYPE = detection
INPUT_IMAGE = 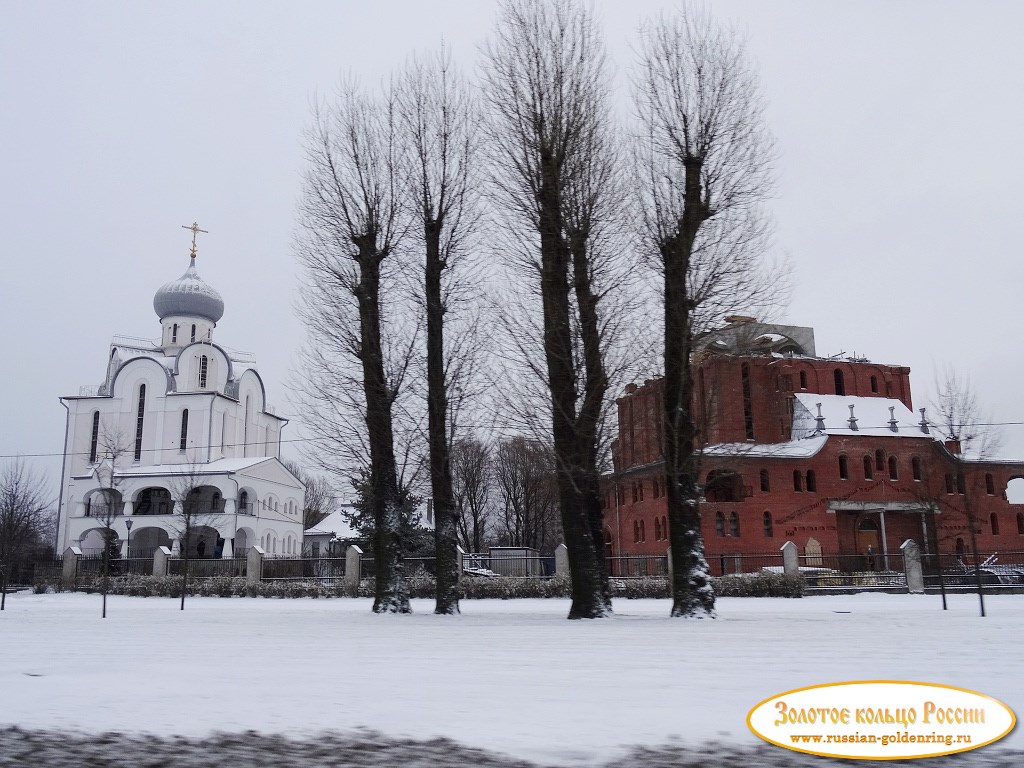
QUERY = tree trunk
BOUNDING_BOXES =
[424,219,460,615]
[663,157,715,618]
[354,241,410,614]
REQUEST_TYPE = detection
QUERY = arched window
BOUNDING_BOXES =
[654,517,662,541]
[945,474,954,494]
[715,512,725,537]
[990,513,1000,536]
[888,456,898,480]
[834,369,845,396]
[1017,513,1024,536]
[191,324,196,342]
[134,384,146,462]
[759,469,770,492]
[199,355,208,389]
[238,490,249,514]
[729,511,740,537]
[955,538,966,558]
[638,481,644,502]
[763,511,773,538]
[661,516,667,540]
[863,456,873,480]
[912,457,922,481]
[212,491,221,512]
[171,323,178,343]
[179,409,189,451]
[633,521,640,543]
[799,371,808,389]
[875,449,885,471]
[793,470,803,492]
[89,411,100,463]
[741,363,754,440]
[806,470,817,493]
[870,375,878,393]
[639,520,645,542]
[838,454,849,480]
[956,473,966,494]
[985,473,995,495]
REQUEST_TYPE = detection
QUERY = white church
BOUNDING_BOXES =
[56,226,305,560]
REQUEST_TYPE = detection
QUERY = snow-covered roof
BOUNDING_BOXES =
[304,508,356,539]
[792,394,935,440]
[703,435,828,459]
[116,457,275,477]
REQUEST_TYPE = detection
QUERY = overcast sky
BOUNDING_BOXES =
[3,1,1023,493]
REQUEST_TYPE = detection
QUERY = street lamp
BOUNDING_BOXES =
[125,518,134,558]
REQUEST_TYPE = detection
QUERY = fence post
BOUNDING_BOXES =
[62,546,82,588]
[901,539,924,594]
[456,545,465,583]
[665,546,673,597]
[345,545,363,596]
[781,541,799,577]
[152,546,172,577]
[554,543,569,577]
[247,545,265,585]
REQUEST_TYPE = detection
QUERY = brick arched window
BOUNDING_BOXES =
[806,470,817,493]
[912,457,922,481]
[888,456,898,480]
[1017,513,1024,536]
[863,456,873,480]
[834,369,846,396]
[633,520,640,543]
[990,513,1000,536]
[759,469,770,492]
[729,511,740,537]
[985,473,995,495]
[799,370,808,389]
[875,449,885,471]
[715,511,725,537]
[870,375,878,393]
[838,454,849,480]
[763,511,773,538]
[639,520,646,542]
[793,470,803,492]
[661,516,667,540]
[654,517,662,541]
[956,473,966,495]
[945,474,954,494]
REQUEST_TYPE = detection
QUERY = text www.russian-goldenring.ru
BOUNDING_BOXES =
[790,732,972,748]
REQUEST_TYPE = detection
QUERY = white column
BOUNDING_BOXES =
[879,510,889,570]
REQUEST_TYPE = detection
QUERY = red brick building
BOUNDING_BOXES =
[602,320,1024,573]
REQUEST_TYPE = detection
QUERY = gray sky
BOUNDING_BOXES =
[3,1,1023,492]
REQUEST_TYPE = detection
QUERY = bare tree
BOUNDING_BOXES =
[483,0,622,618]
[493,437,561,554]
[167,459,221,611]
[633,7,779,617]
[397,46,480,615]
[90,425,133,618]
[295,80,414,614]
[282,459,336,530]
[929,367,1002,617]
[451,437,492,553]
[0,461,52,611]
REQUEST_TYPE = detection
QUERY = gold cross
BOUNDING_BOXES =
[181,221,209,258]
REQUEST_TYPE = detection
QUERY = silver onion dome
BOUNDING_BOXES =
[153,256,225,323]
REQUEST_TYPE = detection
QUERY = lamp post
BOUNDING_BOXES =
[125,518,134,559]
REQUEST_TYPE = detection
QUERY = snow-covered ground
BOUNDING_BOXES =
[1,593,1020,765]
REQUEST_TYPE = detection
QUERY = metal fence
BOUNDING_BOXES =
[261,556,346,583]
[708,552,784,577]
[168,558,247,579]
[796,552,907,589]
[923,551,1024,589]
[607,554,668,577]
[463,553,554,577]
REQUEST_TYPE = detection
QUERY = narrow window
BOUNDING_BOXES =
[631,483,638,504]
[834,369,846,396]
[793,470,803,492]
[864,456,873,480]
[134,384,146,462]
[990,513,1000,536]
[662,516,667,540]
[806,470,817,492]
[89,411,100,463]
[191,324,196,342]
[956,473,966,494]
[239,490,248,513]
[888,456,898,481]
[870,375,878,393]
[638,480,644,502]
[763,511,773,538]
[729,511,740,537]
[199,355,208,389]
[179,409,189,451]
[759,469,770,492]
[654,517,662,541]
[799,371,808,389]
[172,323,178,343]
[1017,513,1024,536]
[838,454,849,480]
[715,511,725,537]
[985,473,995,495]
[945,474,954,494]
[212,491,221,511]
[955,538,965,558]
[741,363,754,440]
[875,449,885,471]
[912,457,922,481]
[639,520,645,542]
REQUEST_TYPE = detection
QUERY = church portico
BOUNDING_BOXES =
[56,225,305,560]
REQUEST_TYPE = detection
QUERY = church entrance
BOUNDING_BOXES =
[856,518,881,570]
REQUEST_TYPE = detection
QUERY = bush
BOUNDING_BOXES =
[712,572,804,598]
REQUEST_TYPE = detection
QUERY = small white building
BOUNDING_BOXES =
[56,237,305,560]
[302,507,357,558]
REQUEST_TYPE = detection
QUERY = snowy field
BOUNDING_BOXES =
[1,592,1022,766]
